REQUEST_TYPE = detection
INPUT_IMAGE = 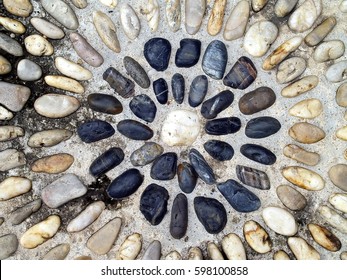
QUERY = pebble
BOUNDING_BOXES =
[170,193,188,239]
[340,0,347,12]
[0,33,23,56]
[99,0,117,8]
[124,57,150,89]
[67,201,105,232]
[140,184,169,225]
[337,83,347,107]
[194,196,227,234]
[142,240,161,260]
[252,0,269,11]
[221,233,246,260]
[166,0,181,32]
[24,34,54,56]
[189,148,216,185]
[288,0,322,32]
[160,110,201,146]
[55,57,92,81]
[282,166,325,191]
[0,177,31,201]
[276,185,307,211]
[329,193,347,213]
[120,4,140,40]
[130,142,163,166]
[144,38,171,72]
[188,75,208,107]
[0,126,24,142]
[144,0,160,33]
[223,1,250,41]
[305,17,336,47]
[90,147,124,177]
[205,117,241,135]
[34,94,80,118]
[288,237,321,260]
[0,149,26,172]
[208,0,226,36]
[0,16,26,34]
[71,0,88,9]
[263,37,303,71]
[28,129,73,148]
[107,169,144,200]
[150,152,177,180]
[20,215,61,249]
[171,73,185,104]
[93,11,120,53]
[245,116,281,139]
[177,162,197,193]
[240,144,276,165]
[202,40,227,79]
[41,0,79,30]
[131,95,157,123]
[204,140,234,161]
[88,93,123,115]
[87,217,122,255]
[319,206,347,234]
[273,250,290,260]
[244,220,272,254]
[0,55,11,75]
[77,119,115,143]
[207,242,224,260]
[326,60,347,83]
[0,234,18,260]
[185,0,206,35]
[341,252,347,260]
[329,164,347,192]
[313,40,345,63]
[282,75,319,97]
[115,233,142,260]
[41,174,87,208]
[175,39,201,68]
[277,57,306,84]
[117,119,153,140]
[42,244,70,260]
[153,78,169,104]
[9,199,42,225]
[188,247,203,260]
[262,206,298,236]
[70,33,104,67]
[337,126,347,141]
[0,106,13,120]
[239,87,276,115]
[244,21,278,57]
[17,59,42,81]
[103,67,135,98]
[30,18,65,40]
[275,0,298,17]
[289,98,323,119]
[165,251,182,260]
[31,153,74,174]
[3,0,33,17]
[308,223,341,252]
[223,56,257,89]
[236,165,270,190]
[288,122,325,144]
[201,90,234,119]
[45,75,84,94]
[217,179,261,212]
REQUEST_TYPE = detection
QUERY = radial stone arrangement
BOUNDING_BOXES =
[0,0,347,261]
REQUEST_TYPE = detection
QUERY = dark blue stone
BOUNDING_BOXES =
[171,73,185,104]
[204,140,234,161]
[87,93,123,115]
[117,119,153,140]
[175,38,201,68]
[123,56,150,89]
[153,78,168,104]
[202,40,228,80]
[144,38,171,71]
[129,94,157,123]
[177,162,197,194]
[205,117,241,135]
[150,152,177,180]
[236,165,270,190]
[240,144,276,165]
[107,169,144,199]
[188,75,208,107]
[217,179,261,213]
[170,193,188,239]
[200,90,234,119]
[140,183,169,225]
[89,147,125,177]
[194,196,227,234]
[245,116,281,139]
[103,67,135,98]
[189,148,216,185]
[77,119,115,143]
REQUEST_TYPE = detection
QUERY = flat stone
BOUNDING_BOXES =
[45,75,84,94]
[123,56,150,89]
[288,0,322,32]
[87,217,122,255]
[337,83,347,107]
[90,147,124,177]
[165,251,182,260]
[305,17,336,47]
[166,0,181,32]
[329,164,347,192]
[208,0,226,36]
[103,67,135,98]
[9,199,42,225]
[117,119,153,141]
[0,55,11,75]
[17,59,42,81]
[55,57,92,81]
[34,94,80,118]
[171,73,185,104]
[120,4,140,40]
[289,98,323,119]
[31,153,74,174]
[30,18,65,40]
[0,82,30,112]
[188,247,203,260]
[3,0,33,17]
[77,119,115,143]
[175,39,201,68]
[236,165,270,190]
[202,40,227,79]
[289,122,325,144]
[24,35,53,56]
[326,60,347,83]
[28,129,73,148]
[244,220,272,254]
[207,242,224,260]
[88,93,123,115]
[144,38,171,71]
[277,57,306,84]
[204,140,234,161]
[276,185,307,211]
[0,177,31,201]
[0,33,23,56]
[142,240,161,260]
[221,233,246,260]
[0,149,26,172]
[205,117,241,135]
[329,193,347,213]
[129,94,155,121]
[0,105,13,121]
[20,215,61,249]
[0,234,18,260]
[239,87,276,115]
[170,193,188,239]
[245,116,281,139]
[201,90,234,119]
[42,244,70,260]
[41,174,87,208]
[288,237,320,260]
[153,78,168,104]
[115,233,142,260]
[281,75,319,98]
[0,126,24,142]
[275,0,298,17]
[308,223,341,252]
[189,149,216,185]
[185,0,206,35]
[262,206,298,236]
[223,0,249,41]
[273,250,290,260]
[240,144,276,165]
[188,75,208,107]
[130,142,163,166]
[336,126,347,141]
[313,40,345,63]
[177,162,197,193]
[282,166,325,191]
[319,206,347,234]
[150,153,177,181]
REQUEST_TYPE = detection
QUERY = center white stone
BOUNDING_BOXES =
[160,109,201,147]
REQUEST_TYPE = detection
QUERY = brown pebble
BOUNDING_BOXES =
[308,223,341,252]
[289,122,325,144]
[276,185,307,211]
[31,153,74,174]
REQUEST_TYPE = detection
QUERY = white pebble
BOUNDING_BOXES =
[55,57,92,81]
[221,233,246,260]
[0,177,31,201]
[262,206,298,236]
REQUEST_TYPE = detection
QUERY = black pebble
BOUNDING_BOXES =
[177,162,197,194]
[175,38,201,68]
[188,75,208,107]
[144,38,171,71]
[202,40,228,80]
[123,56,150,89]
[150,152,178,180]
[153,78,169,104]
[87,93,123,115]
[103,67,135,98]
[245,116,281,139]
[89,147,124,177]
[189,148,216,185]
[205,117,241,135]
[204,140,234,161]
[171,73,185,104]
[170,193,188,239]
[240,144,277,165]
[77,119,115,143]
[200,90,234,119]
[117,119,153,140]
[129,94,157,123]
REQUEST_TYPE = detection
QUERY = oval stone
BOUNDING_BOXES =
[329,164,347,192]
[262,206,298,236]
[0,234,18,260]
[282,166,325,191]
[170,193,188,239]
[223,0,250,41]
[0,82,31,112]
[244,220,272,254]
[288,237,320,260]
[177,162,197,194]
[55,57,92,81]
[115,233,142,260]
[34,94,80,118]
[207,242,224,260]
[189,149,216,185]
[3,0,32,17]
[201,90,234,119]
[273,250,290,260]
[245,116,281,139]
[103,67,135,98]
[276,185,307,211]
[240,144,276,165]
[120,4,140,40]
[0,126,24,142]
[204,140,234,161]
[281,75,319,98]
[0,149,26,172]
[336,126,347,141]
[144,38,171,71]
[28,129,73,148]
[337,83,347,107]
[194,196,227,234]
[319,206,347,234]
[123,56,150,89]
[117,120,153,141]
[205,117,241,135]
[329,193,347,214]
[239,87,276,115]
[275,0,298,17]
[0,105,13,120]
[221,233,246,260]
[313,40,345,63]
[236,165,270,190]
[140,184,169,226]
[175,39,201,68]
[31,153,74,174]
[166,0,181,32]
[304,17,337,47]
[9,199,42,226]
[130,142,163,166]
[289,99,323,119]
[153,78,169,104]
[277,57,306,84]
[288,122,325,144]
[171,73,185,104]
[89,147,125,177]
[185,0,205,35]
[0,33,23,56]
[30,18,65,40]
[42,244,70,260]
[150,152,177,181]
[106,169,144,200]
[88,93,123,115]
[17,59,42,81]
[77,120,115,143]
[326,60,347,83]
[202,40,227,79]
[207,0,226,36]
[142,240,161,260]
[45,75,84,94]
[308,223,341,252]
[288,0,322,32]
[0,177,31,201]
[188,75,208,107]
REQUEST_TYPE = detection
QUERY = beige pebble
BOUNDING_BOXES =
[99,0,117,8]
[273,250,290,260]
[31,153,74,174]
[24,35,54,56]
[328,164,347,192]
[252,0,268,12]
[55,57,92,81]
[74,255,92,260]
[289,99,323,119]
[120,4,141,40]
[188,247,203,260]
[42,243,70,260]
[283,144,320,166]
[144,0,160,33]
[337,83,347,107]
[208,0,226,36]
[288,0,322,32]
[185,0,206,35]
[3,0,33,17]
[341,252,347,260]
[221,233,246,260]
[308,223,341,252]
[336,126,347,141]
[28,129,73,148]
[0,149,26,172]
[166,0,181,32]
[326,60,347,83]
[0,177,31,201]
[223,1,250,41]
[0,126,24,142]
[329,193,347,214]
[0,55,11,75]
[277,57,306,84]
[207,242,224,260]
[0,105,14,120]
[304,17,336,47]
[71,0,88,9]
[276,185,307,211]
[288,237,320,260]
[30,18,65,40]
[244,220,272,254]
[275,0,299,17]
[282,166,325,191]
[165,251,182,260]
[44,75,84,94]
[313,40,345,63]
[289,122,325,144]
[115,233,142,260]
[340,0,347,12]
[34,94,80,118]
[319,206,347,234]
[0,16,26,34]
[262,206,298,236]
[281,75,319,98]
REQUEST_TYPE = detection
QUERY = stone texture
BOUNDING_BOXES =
[175,39,201,68]
[308,223,341,252]
[3,0,33,17]
[78,120,115,143]
[188,75,208,107]
[207,242,224,260]
[236,165,270,190]
[288,237,320,260]
[89,147,124,177]
[88,94,123,115]
[304,17,336,47]
[189,149,216,185]
[150,153,177,180]
[262,206,298,236]
[329,193,347,214]
[281,75,319,98]
[245,116,281,139]
[30,18,65,39]
[276,185,307,211]
[204,140,234,161]
[142,240,161,260]
[24,35,54,56]
[288,0,322,32]
[277,57,306,84]
[170,193,188,239]
[44,75,84,94]
[177,162,197,194]
[185,0,205,35]
[31,153,74,174]
[329,164,347,192]
[120,4,140,40]
[201,90,234,119]
[0,149,26,172]
[313,40,345,62]
[240,144,276,165]
[115,233,142,260]
[244,220,272,254]
[123,56,150,89]
[223,0,249,41]
[55,57,92,81]
[103,67,135,98]
[0,82,31,112]
[283,144,320,166]
[289,122,325,144]
[144,38,171,71]
[0,33,23,56]
[117,119,153,141]
[337,83,347,107]
[0,126,24,142]
[0,177,31,201]
[319,206,347,234]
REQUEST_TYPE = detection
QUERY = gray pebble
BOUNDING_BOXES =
[142,240,161,260]
[30,18,65,40]
[0,149,26,172]
[130,142,164,166]
[276,185,307,211]
[0,82,31,112]
[0,234,18,260]
[17,59,42,81]
[277,57,306,84]
[337,83,347,107]
[42,243,70,260]
[0,33,23,56]
[0,126,24,142]
[326,60,347,83]
[9,199,42,225]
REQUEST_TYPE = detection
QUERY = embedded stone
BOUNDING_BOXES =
[276,185,307,211]
[166,0,181,32]
[304,17,337,47]
[0,149,26,172]
[308,223,341,252]
[117,119,153,141]
[34,94,80,118]
[3,0,33,17]
[144,38,171,71]
[236,165,270,190]
[44,76,84,94]
[273,250,290,260]
[288,0,322,32]
[28,129,73,148]
[189,149,216,185]
[244,220,272,254]
[341,0,347,12]
[289,98,323,119]
[0,106,13,121]
[289,122,325,144]
[240,144,276,165]
[202,40,228,79]
[103,67,135,98]
[153,78,169,104]
[150,153,177,181]
[88,93,123,115]
[165,251,182,260]
[90,147,124,177]
[0,234,18,260]
[337,83,347,107]
[0,55,11,75]
[175,39,201,68]
[30,18,65,40]
[120,4,141,40]
[0,82,30,112]
[208,0,226,36]
[99,0,118,8]
[177,162,197,194]
[239,87,276,115]
[245,116,281,139]
[275,0,299,17]
[277,57,306,84]
[223,0,249,41]
[130,142,163,166]
[204,140,234,161]
[71,0,88,9]
[207,242,224,260]
[329,193,347,214]
[188,247,203,260]
[144,0,159,32]
[0,33,23,56]
[262,206,298,236]
[77,120,115,143]
[329,164,347,192]
[288,237,320,260]
[313,40,345,63]
[142,240,161,260]
[188,75,208,107]
[42,244,70,260]
[221,233,246,260]
[0,177,31,201]
[55,57,92,81]
[0,126,24,142]
[201,90,234,119]
[9,199,42,225]
[0,16,25,34]
[31,153,74,174]
[24,35,53,56]
[17,59,42,81]
[319,206,347,234]
[205,117,241,135]
[185,0,206,35]
[170,193,188,239]
[326,60,347,83]
[341,252,347,260]
[281,75,319,98]
[171,73,185,104]
[252,0,269,11]
[282,166,325,191]
[115,233,142,260]
[124,56,150,89]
